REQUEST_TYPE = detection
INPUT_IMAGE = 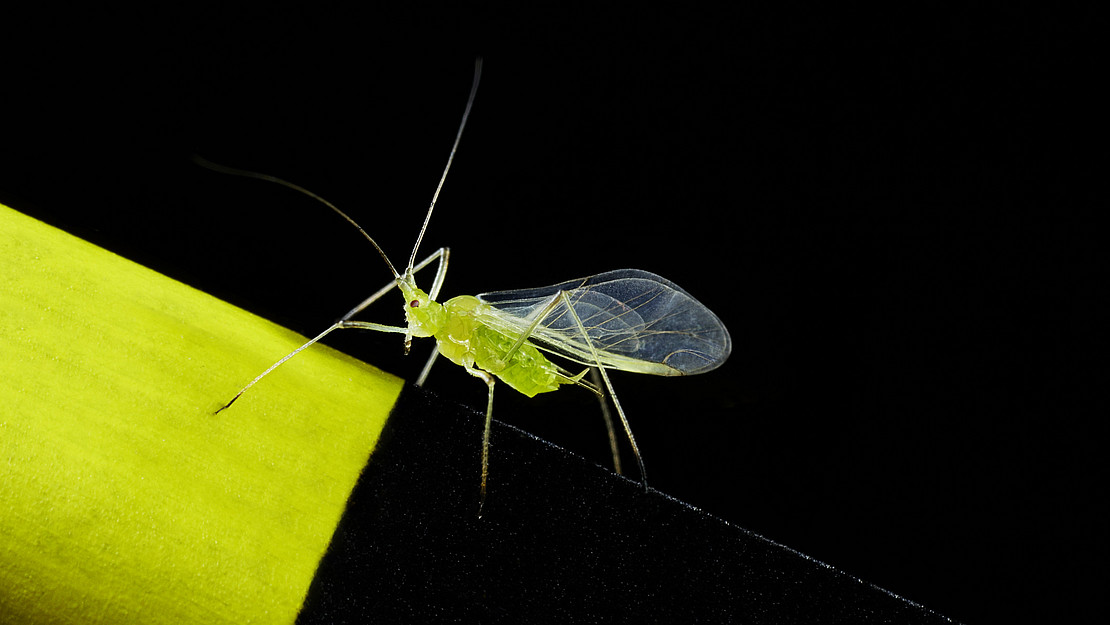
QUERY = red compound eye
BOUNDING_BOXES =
[410,300,420,308]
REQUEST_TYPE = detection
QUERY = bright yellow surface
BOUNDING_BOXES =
[0,204,403,624]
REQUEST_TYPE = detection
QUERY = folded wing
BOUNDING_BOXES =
[477,269,731,376]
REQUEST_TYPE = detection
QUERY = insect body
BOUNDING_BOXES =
[409,291,578,400]
[204,60,732,514]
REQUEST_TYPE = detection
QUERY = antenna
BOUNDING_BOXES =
[193,58,484,282]
[405,57,483,275]
[191,155,401,279]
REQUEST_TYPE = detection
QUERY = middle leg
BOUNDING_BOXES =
[463,366,496,517]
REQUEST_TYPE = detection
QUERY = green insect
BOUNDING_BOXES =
[201,60,731,513]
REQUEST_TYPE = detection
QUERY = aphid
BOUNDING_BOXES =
[200,60,732,513]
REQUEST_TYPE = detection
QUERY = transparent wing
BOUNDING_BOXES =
[477,269,731,376]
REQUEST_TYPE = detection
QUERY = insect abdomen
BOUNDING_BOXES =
[438,295,568,398]
[473,324,566,398]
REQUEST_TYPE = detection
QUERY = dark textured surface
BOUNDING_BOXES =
[297,387,958,623]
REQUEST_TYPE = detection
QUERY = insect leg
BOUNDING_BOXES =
[589,367,623,476]
[215,246,442,414]
[215,320,407,413]
[498,296,627,476]
[415,350,438,387]
[545,365,620,472]
[422,247,450,301]
[338,280,398,323]
[339,247,450,322]
[462,366,497,517]
[499,294,560,362]
[410,247,449,386]
[558,292,647,487]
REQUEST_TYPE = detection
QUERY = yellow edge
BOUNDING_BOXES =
[0,204,403,624]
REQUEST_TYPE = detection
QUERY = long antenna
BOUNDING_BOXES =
[406,57,483,274]
[192,155,401,279]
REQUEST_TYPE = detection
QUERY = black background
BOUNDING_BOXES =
[2,4,1100,623]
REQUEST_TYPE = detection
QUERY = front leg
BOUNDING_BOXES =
[216,321,408,413]
[339,247,450,322]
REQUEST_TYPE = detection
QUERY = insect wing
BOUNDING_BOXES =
[477,269,731,376]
